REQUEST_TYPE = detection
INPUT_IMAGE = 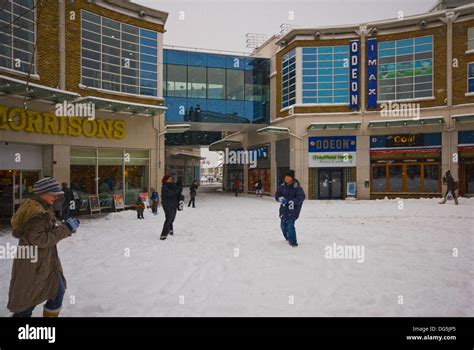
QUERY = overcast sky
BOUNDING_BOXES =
[134,0,438,53]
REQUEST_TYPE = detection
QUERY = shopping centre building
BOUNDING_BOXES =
[1,0,474,218]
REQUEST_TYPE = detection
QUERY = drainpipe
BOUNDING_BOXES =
[58,0,66,90]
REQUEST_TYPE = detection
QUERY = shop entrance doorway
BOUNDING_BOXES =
[318,168,343,199]
[0,170,41,218]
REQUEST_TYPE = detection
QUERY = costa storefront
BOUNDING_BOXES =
[458,130,474,197]
[370,133,442,198]
[308,136,357,200]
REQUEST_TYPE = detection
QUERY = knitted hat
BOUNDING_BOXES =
[162,175,172,184]
[33,177,64,195]
[285,169,295,179]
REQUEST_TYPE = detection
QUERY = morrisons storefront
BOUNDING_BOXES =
[0,88,165,218]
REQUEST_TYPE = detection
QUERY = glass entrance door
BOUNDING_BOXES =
[0,170,41,218]
[318,168,343,199]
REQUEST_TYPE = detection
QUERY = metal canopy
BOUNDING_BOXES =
[77,96,167,117]
[256,126,291,135]
[307,121,361,130]
[209,139,242,152]
[368,117,444,128]
[452,114,474,123]
[0,75,80,102]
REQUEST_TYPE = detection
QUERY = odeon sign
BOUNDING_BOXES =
[0,105,126,139]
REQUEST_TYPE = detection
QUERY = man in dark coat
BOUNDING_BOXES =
[274,170,306,247]
[188,180,198,208]
[440,170,459,205]
[160,175,181,240]
[61,182,74,220]
[8,177,80,317]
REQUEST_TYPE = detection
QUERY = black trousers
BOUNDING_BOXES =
[188,197,195,207]
[161,207,177,237]
[137,209,144,219]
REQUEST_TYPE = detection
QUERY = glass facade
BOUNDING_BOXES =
[0,0,36,73]
[163,49,270,124]
[81,10,159,96]
[378,36,433,101]
[165,131,222,146]
[302,46,349,104]
[281,49,296,108]
[468,62,474,93]
[70,147,150,209]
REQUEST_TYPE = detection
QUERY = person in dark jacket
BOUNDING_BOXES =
[255,179,263,197]
[160,175,181,240]
[150,188,159,215]
[61,182,74,220]
[135,195,145,219]
[440,170,459,205]
[8,177,80,317]
[274,170,306,247]
[188,180,199,208]
[233,177,241,197]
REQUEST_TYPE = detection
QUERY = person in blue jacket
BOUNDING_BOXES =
[274,169,306,247]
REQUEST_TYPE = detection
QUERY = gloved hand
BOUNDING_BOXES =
[65,218,80,233]
[278,196,289,206]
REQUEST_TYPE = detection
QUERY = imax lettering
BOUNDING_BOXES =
[18,325,56,344]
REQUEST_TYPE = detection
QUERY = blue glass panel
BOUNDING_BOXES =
[165,97,187,122]
[206,53,226,68]
[303,54,317,61]
[140,87,156,96]
[207,99,226,120]
[318,97,332,103]
[469,63,474,78]
[140,37,157,47]
[415,36,432,45]
[334,46,348,53]
[317,61,332,68]
[303,76,317,83]
[303,69,317,76]
[318,54,332,61]
[164,49,187,65]
[317,47,332,54]
[186,98,207,122]
[333,53,348,61]
[318,75,332,82]
[319,83,333,90]
[140,62,157,72]
[187,51,207,66]
[379,48,396,57]
[302,48,317,54]
[334,96,348,103]
[302,97,317,103]
[226,56,245,69]
[397,46,413,55]
[140,28,157,40]
[303,83,316,90]
[334,89,348,96]
[469,78,474,93]
[302,90,317,97]
[396,38,414,48]
[379,41,395,50]
[141,46,157,56]
[334,82,348,89]
[334,75,347,82]
[140,79,156,88]
[318,90,332,97]
[140,54,156,63]
[226,101,246,123]
[140,71,157,80]
[414,44,432,53]
[302,61,315,68]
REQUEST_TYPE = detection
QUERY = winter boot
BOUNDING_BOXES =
[168,230,173,236]
[160,234,167,240]
[439,197,447,204]
[43,307,61,317]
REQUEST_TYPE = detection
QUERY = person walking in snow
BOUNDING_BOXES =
[160,175,181,240]
[233,177,241,197]
[135,195,145,219]
[188,180,199,208]
[274,170,306,247]
[7,177,80,317]
[255,179,263,197]
[150,188,159,215]
[440,170,459,205]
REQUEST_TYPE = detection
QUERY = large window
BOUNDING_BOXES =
[81,10,158,96]
[166,64,187,97]
[226,69,244,100]
[302,46,349,104]
[378,36,433,101]
[0,0,36,73]
[207,68,225,99]
[187,66,206,98]
[468,62,474,93]
[468,28,474,51]
[281,49,296,108]
[70,148,150,210]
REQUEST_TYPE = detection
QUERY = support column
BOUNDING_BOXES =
[53,145,70,185]
[356,135,370,199]
[270,140,277,193]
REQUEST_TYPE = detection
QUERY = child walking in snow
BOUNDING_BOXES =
[150,188,159,215]
[135,195,145,219]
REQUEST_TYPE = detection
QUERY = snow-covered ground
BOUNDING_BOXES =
[1,193,473,317]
